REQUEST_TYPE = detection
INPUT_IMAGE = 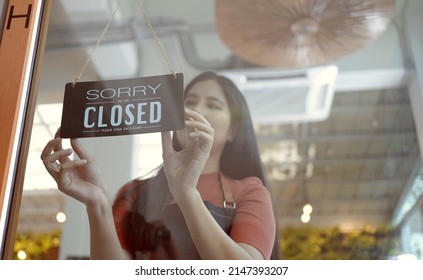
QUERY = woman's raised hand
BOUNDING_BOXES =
[40,129,110,207]
[161,108,214,201]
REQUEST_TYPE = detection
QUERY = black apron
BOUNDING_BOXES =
[134,174,236,260]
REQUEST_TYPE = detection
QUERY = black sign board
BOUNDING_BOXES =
[60,73,184,138]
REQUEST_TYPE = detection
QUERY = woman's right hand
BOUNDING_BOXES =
[40,129,110,207]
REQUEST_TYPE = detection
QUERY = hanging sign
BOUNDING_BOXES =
[60,73,184,138]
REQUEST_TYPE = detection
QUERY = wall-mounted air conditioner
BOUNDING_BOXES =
[220,65,338,124]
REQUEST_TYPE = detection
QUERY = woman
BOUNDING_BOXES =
[41,71,276,260]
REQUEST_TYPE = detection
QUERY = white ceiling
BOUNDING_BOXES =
[39,0,409,101]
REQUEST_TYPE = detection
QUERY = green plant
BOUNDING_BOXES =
[13,230,61,260]
[279,224,400,260]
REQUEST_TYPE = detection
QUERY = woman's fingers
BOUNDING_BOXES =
[161,131,173,157]
[41,137,58,160]
[41,137,69,165]
[41,131,89,181]
[53,128,62,149]
[70,138,95,163]
[184,108,209,124]
[42,130,71,164]
[53,128,71,162]
[185,119,214,135]
[185,118,214,145]
[180,109,214,150]
[41,142,72,180]
[46,148,73,165]
[184,109,213,133]
[187,129,213,142]
[61,158,88,171]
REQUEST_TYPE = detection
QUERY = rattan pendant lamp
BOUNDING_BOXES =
[215,0,396,68]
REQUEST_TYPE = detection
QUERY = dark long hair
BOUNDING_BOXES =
[116,71,278,258]
[179,71,268,183]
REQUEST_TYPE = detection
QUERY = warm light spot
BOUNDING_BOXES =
[56,211,66,223]
[53,237,60,246]
[303,203,313,214]
[301,213,311,223]
[17,250,27,260]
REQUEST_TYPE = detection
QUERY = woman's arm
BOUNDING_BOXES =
[86,196,129,259]
[41,130,127,259]
[161,110,264,259]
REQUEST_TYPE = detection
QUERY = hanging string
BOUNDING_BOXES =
[134,0,177,78]
[73,0,177,86]
[73,0,125,86]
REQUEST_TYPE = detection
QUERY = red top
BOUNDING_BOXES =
[112,172,276,259]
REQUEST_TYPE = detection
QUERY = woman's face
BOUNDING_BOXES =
[176,79,233,153]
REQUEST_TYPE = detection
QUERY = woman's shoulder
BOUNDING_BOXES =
[113,178,146,206]
[118,178,144,194]
[226,175,265,189]
[223,174,269,197]
[239,176,264,186]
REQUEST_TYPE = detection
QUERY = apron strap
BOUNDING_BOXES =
[220,173,236,209]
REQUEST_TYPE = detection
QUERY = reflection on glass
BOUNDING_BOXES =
[11,0,423,260]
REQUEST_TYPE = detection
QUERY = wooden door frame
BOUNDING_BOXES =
[0,0,51,259]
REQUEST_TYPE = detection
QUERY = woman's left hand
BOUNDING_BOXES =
[161,108,214,202]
